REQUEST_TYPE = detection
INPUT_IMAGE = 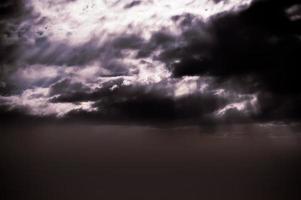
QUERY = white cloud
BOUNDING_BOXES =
[174,76,209,97]
[0,87,96,117]
[15,65,59,82]
[215,94,258,117]
[28,0,253,45]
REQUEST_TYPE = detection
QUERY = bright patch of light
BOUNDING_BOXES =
[0,87,97,117]
[216,95,258,117]
[29,0,253,45]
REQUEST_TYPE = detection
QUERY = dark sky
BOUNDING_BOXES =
[0,0,301,124]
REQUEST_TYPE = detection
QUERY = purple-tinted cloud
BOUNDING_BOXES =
[1,0,301,123]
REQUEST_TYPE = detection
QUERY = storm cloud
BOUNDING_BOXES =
[0,0,300,123]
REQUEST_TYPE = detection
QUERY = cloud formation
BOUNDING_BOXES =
[0,0,300,123]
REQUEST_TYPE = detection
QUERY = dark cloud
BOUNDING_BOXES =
[0,0,25,19]
[63,89,227,123]
[149,0,301,121]
[124,1,141,9]
[169,0,301,80]
[48,76,236,123]
[112,34,145,49]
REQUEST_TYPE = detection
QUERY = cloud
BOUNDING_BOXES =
[0,87,96,117]
[1,0,300,123]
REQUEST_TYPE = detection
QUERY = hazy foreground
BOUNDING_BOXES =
[1,123,301,200]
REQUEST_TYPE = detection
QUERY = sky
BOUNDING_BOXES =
[0,0,301,124]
